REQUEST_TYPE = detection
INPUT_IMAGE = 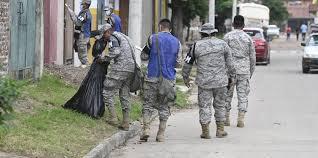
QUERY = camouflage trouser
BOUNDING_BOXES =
[76,33,89,65]
[198,87,227,124]
[225,74,250,112]
[142,81,175,121]
[103,73,134,111]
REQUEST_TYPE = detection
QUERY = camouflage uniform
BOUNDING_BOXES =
[76,34,90,64]
[182,37,236,124]
[103,32,135,111]
[73,8,92,65]
[224,29,256,113]
[141,33,182,121]
[142,80,175,121]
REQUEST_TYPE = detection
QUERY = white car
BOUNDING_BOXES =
[267,25,280,38]
[301,33,318,73]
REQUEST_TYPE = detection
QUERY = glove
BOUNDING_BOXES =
[184,77,191,88]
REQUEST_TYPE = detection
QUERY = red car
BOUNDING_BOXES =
[243,28,270,65]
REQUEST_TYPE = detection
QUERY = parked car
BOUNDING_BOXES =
[301,33,318,73]
[243,28,270,65]
[309,24,318,34]
[267,25,280,38]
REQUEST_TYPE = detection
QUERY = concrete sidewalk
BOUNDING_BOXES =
[111,43,318,158]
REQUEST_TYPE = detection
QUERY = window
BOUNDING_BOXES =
[307,35,318,46]
[244,30,264,39]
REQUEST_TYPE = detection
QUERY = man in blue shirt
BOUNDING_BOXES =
[104,5,122,32]
[66,0,92,68]
[300,23,308,41]
[140,19,182,142]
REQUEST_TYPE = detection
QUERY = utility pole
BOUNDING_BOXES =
[209,0,215,26]
[232,0,237,21]
[64,0,74,65]
[34,0,44,80]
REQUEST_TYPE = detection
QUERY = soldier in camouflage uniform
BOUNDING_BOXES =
[140,19,182,142]
[66,0,92,68]
[182,23,236,139]
[223,15,256,128]
[98,24,136,131]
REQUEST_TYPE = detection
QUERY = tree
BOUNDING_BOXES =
[170,0,209,43]
[262,0,289,25]
[215,0,233,33]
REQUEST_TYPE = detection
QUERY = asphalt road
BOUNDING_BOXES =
[111,36,318,158]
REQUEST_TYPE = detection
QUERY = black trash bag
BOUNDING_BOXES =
[64,38,108,118]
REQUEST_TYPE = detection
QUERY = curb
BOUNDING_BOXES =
[83,85,193,158]
[84,111,158,158]
[84,121,142,158]
[0,152,29,158]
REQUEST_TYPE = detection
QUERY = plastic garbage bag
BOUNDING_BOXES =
[64,38,108,118]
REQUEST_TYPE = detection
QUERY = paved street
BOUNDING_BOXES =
[111,36,318,158]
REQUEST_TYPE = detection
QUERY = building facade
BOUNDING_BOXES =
[1,0,170,78]
[286,0,314,30]
[0,0,10,75]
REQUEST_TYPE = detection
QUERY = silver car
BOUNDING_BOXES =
[301,33,318,73]
[267,25,280,38]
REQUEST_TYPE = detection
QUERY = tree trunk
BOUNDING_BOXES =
[171,0,184,44]
[186,25,190,42]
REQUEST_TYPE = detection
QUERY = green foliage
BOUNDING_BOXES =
[263,0,289,25]
[22,73,76,106]
[0,108,116,158]
[0,77,20,125]
[175,89,189,108]
[216,0,233,18]
[0,73,116,158]
[183,0,209,27]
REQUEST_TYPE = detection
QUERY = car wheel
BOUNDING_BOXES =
[302,66,310,73]
[267,54,271,64]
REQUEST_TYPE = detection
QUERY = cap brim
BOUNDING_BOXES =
[199,29,218,34]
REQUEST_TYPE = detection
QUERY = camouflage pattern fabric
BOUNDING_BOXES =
[225,74,250,112]
[142,81,173,121]
[223,29,256,76]
[182,37,236,89]
[103,72,134,110]
[77,33,89,64]
[198,87,227,124]
[224,29,255,113]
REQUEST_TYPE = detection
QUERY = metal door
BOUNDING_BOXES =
[10,0,36,79]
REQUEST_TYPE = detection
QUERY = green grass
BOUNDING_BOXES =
[22,73,77,106]
[175,89,189,108]
[0,72,189,158]
[0,109,116,158]
[176,76,184,85]
[0,73,117,158]
[110,97,143,122]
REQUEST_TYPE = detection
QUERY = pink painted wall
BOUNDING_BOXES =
[44,0,58,64]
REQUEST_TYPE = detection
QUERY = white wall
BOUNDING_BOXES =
[128,0,143,47]
[128,0,153,48]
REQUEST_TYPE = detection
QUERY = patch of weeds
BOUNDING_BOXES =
[22,73,77,106]
[175,90,189,108]
[176,76,184,85]
[0,77,21,126]
[104,96,143,122]
[0,108,116,158]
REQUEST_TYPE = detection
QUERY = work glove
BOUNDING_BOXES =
[183,77,191,88]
